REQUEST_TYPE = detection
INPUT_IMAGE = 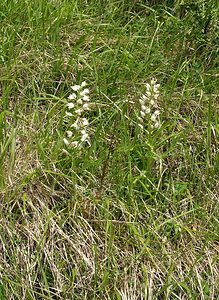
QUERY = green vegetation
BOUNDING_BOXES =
[0,0,218,299]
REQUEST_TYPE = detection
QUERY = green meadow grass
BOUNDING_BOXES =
[0,0,218,299]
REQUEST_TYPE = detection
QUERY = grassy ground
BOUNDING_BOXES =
[0,0,218,299]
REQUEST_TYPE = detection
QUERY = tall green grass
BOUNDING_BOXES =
[0,0,218,299]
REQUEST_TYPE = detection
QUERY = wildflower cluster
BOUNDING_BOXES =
[138,78,161,130]
[63,81,91,149]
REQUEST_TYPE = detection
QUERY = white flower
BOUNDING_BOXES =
[141,105,150,111]
[75,109,83,115]
[154,84,160,90]
[81,118,89,126]
[154,93,159,100]
[80,88,89,96]
[65,111,73,116]
[71,121,79,129]
[71,141,79,148]
[145,107,151,114]
[146,83,151,90]
[67,102,74,109]
[154,110,160,116]
[68,93,76,100]
[138,123,144,129]
[82,95,90,101]
[81,81,87,87]
[150,99,155,106]
[81,130,89,142]
[71,85,81,91]
[66,130,73,138]
[153,121,160,128]
[137,116,143,123]
[151,78,156,85]
[83,103,90,110]
[140,111,145,118]
[81,133,89,142]
[63,138,69,145]
[77,99,83,105]
[151,113,157,122]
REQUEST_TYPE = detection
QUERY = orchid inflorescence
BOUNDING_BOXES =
[62,78,161,153]
[138,78,161,130]
[63,81,92,150]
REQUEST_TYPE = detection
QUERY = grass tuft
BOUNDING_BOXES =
[0,0,218,299]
